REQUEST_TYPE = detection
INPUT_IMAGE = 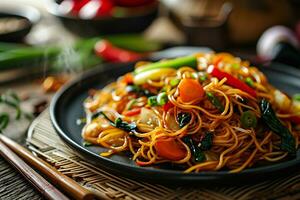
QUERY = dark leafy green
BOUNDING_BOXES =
[0,113,9,131]
[183,132,214,163]
[148,96,158,106]
[177,113,191,128]
[0,91,22,120]
[206,92,224,112]
[199,132,214,151]
[99,111,137,132]
[126,85,153,97]
[183,137,206,162]
[260,99,296,154]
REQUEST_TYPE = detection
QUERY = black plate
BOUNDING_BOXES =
[50,56,300,185]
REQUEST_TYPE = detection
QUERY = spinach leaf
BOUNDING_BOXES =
[183,137,205,162]
[183,132,214,163]
[177,113,191,128]
[199,132,214,151]
[260,99,296,154]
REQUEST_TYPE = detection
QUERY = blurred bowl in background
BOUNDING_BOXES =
[164,0,232,50]
[46,0,159,37]
[0,4,40,42]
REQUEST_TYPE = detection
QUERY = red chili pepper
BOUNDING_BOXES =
[163,101,174,111]
[94,40,143,62]
[58,0,90,16]
[80,0,115,18]
[207,65,257,98]
[123,108,141,117]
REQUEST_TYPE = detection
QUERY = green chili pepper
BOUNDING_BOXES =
[134,55,197,74]
[206,92,224,112]
[157,92,168,106]
[241,111,257,129]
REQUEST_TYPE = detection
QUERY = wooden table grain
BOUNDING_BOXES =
[0,157,42,200]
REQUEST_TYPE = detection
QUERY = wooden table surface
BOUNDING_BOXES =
[0,157,42,200]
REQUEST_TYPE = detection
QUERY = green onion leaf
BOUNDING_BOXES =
[170,78,180,87]
[206,92,224,112]
[83,141,93,147]
[148,96,158,106]
[157,92,168,106]
[245,77,254,87]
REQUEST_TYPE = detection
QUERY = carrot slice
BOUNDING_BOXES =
[178,78,204,103]
[155,137,186,161]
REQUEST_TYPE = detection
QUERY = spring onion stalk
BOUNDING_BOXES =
[133,68,176,85]
[134,55,198,74]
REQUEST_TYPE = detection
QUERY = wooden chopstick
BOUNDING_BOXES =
[0,134,95,200]
[0,140,69,200]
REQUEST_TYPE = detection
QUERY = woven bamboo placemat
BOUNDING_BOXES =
[26,110,300,200]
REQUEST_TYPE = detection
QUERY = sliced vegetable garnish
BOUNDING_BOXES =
[170,78,180,87]
[245,77,254,87]
[206,92,224,112]
[207,65,257,97]
[260,99,296,154]
[163,101,174,111]
[133,68,176,85]
[199,132,214,151]
[126,85,153,97]
[183,137,205,162]
[199,74,207,81]
[177,112,191,128]
[83,141,93,147]
[94,40,143,63]
[123,108,141,117]
[99,111,137,132]
[157,92,168,106]
[134,55,197,74]
[178,78,204,103]
[241,111,257,129]
[148,96,158,106]
[155,137,186,161]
